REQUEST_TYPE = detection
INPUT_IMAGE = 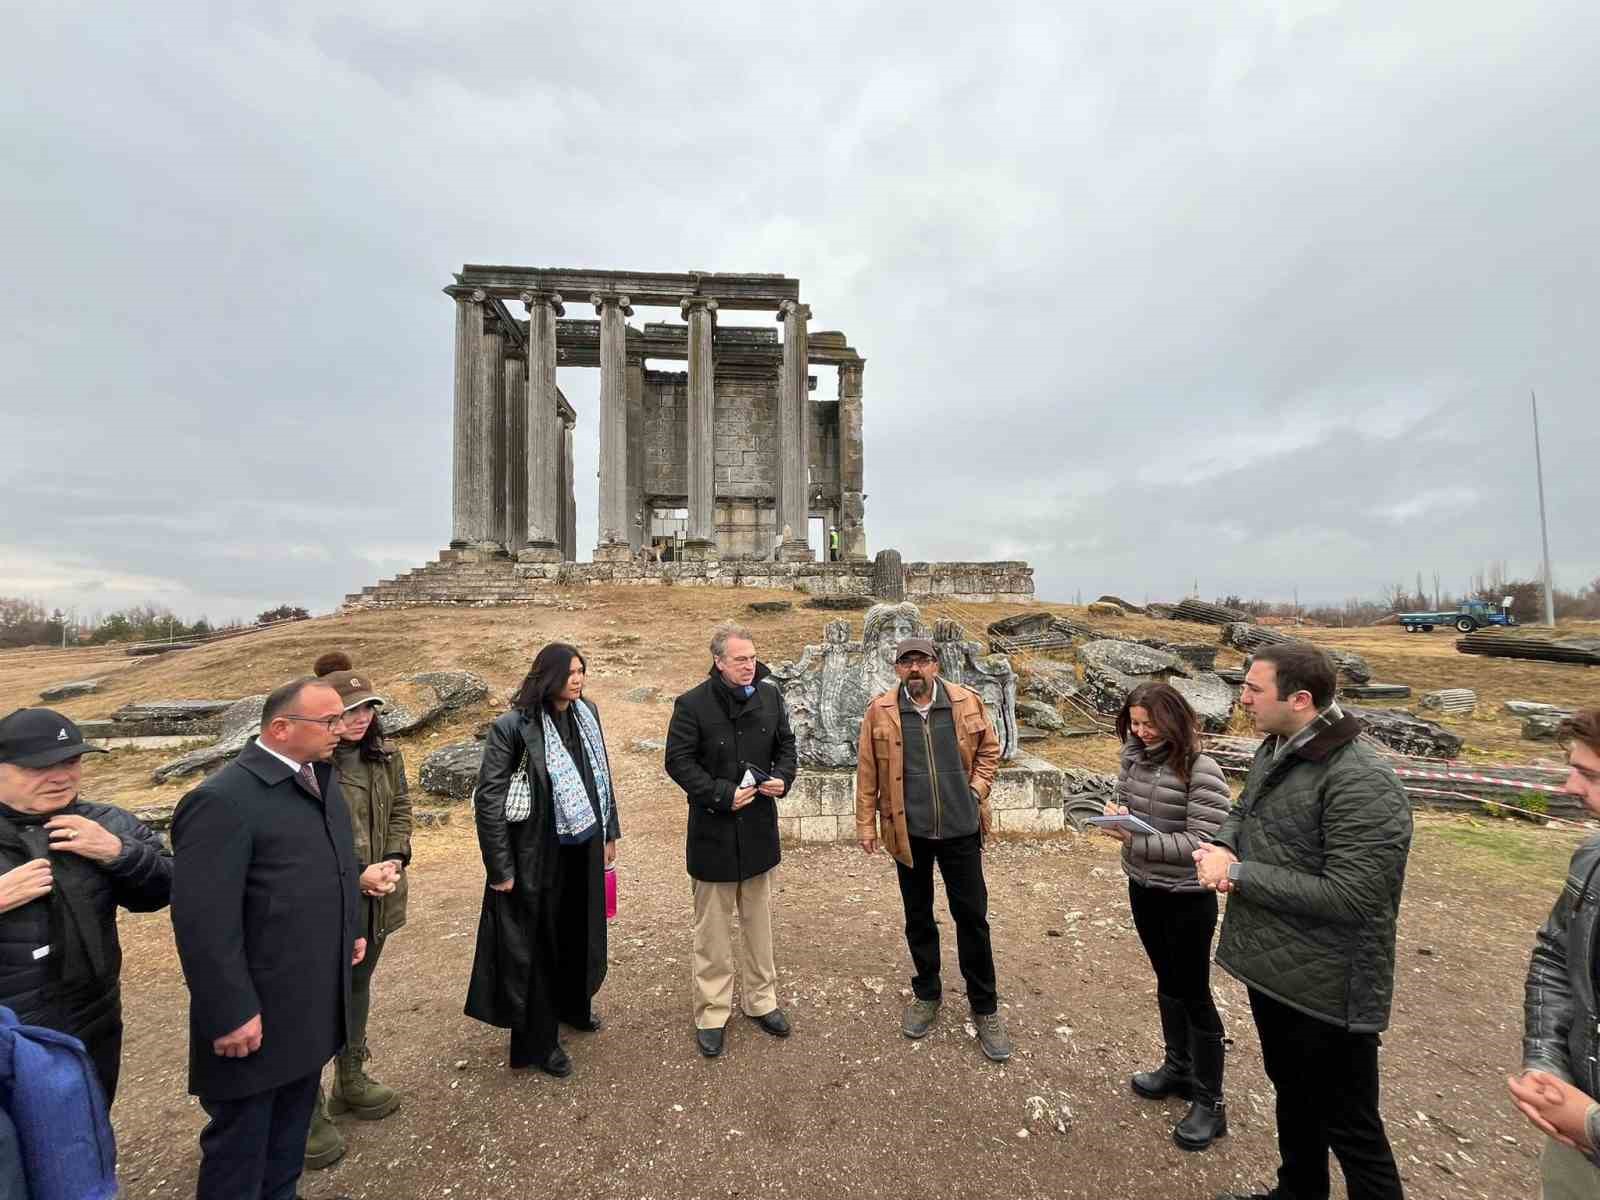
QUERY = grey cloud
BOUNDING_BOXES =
[2,1,1596,622]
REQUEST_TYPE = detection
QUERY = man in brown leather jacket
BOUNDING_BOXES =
[855,637,1009,1061]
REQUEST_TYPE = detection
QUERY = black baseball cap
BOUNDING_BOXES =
[0,708,109,768]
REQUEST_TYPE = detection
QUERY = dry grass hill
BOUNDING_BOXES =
[2,590,1596,1199]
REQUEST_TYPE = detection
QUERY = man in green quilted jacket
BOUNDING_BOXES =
[1195,642,1412,1200]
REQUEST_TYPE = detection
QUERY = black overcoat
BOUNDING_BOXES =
[465,700,619,1030]
[170,741,360,1101]
[665,664,798,883]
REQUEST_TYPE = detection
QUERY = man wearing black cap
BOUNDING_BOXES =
[0,707,173,1102]
[855,637,1010,1061]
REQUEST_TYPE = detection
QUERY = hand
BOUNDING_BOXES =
[360,862,399,897]
[213,1013,263,1058]
[489,877,515,892]
[1194,845,1238,892]
[45,814,123,865]
[605,840,617,869]
[0,859,52,914]
[756,777,785,797]
[1100,802,1134,845]
[1509,1070,1596,1150]
[859,835,878,855]
[352,937,367,966]
[732,785,757,810]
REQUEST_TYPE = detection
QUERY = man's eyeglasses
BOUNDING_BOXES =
[278,713,352,733]
[897,654,934,666]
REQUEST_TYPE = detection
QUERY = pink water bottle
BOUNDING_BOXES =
[604,865,617,920]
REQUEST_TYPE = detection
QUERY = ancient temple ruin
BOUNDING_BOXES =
[341,264,1037,609]
[445,264,867,564]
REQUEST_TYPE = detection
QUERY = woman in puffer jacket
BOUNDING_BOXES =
[1100,682,1233,1151]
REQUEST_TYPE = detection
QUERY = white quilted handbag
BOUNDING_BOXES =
[504,750,532,823]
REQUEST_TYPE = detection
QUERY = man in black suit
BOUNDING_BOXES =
[171,677,363,1200]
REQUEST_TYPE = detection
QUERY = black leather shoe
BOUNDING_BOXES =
[537,1046,573,1078]
[696,1026,725,1057]
[750,1008,791,1038]
[563,1010,604,1032]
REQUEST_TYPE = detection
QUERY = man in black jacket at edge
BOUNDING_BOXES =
[171,677,363,1200]
[1509,707,1600,1198]
[0,707,172,1104]
[666,621,798,1059]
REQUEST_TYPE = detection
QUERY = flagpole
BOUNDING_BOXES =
[1531,390,1556,627]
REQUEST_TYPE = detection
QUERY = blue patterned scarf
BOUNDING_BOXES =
[541,702,614,845]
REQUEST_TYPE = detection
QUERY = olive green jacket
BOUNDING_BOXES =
[1212,712,1412,1032]
[333,741,412,941]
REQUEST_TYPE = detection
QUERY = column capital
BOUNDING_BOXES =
[520,290,565,317]
[445,286,488,304]
[679,295,719,316]
[777,299,812,322]
[591,292,635,317]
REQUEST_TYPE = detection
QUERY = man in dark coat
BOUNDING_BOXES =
[666,621,797,1059]
[1196,643,1412,1200]
[171,677,363,1200]
[0,707,172,1104]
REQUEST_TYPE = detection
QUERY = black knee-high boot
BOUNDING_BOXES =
[1173,1026,1227,1150]
[1131,993,1194,1100]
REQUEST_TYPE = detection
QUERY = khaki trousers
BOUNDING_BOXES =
[692,869,778,1029]
[1541,1137,1600,1199]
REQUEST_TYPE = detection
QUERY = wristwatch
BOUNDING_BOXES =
[1226,862,1243,885]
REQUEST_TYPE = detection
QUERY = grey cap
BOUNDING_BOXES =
[894,637,938,662]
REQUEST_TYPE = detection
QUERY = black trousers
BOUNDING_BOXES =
[1249,988,1404,1200]
[894,833,998,1015]
[81,1024,122,1107]
[1127,882,1223,1034]
[196,1071,320,1200]
[508,841,596,1066]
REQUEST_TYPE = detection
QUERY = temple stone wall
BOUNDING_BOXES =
[641,370,833,513]
[342,557,1035,608]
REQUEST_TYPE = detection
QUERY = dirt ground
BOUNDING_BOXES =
[3,592,1598,1199]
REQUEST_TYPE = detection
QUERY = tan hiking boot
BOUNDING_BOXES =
[303,1085,345,1170]
[329,1045,400,1120]
[902,997,941,1039]
[974,1011,1013,1062]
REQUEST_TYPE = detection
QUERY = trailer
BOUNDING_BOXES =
[1399,597,1517,634]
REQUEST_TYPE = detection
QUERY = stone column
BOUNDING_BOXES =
[592,293,633,560]
[838,359,868,559]
[776,300,813,561]
[449,290,486,549]
[562,416,578,561]
[518,291,564,562]
[625,356,645,551]
[480,314,507,551]
[680,296,718,558]
[503,348,528,553]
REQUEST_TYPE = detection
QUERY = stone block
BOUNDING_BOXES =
[40,679,104,702]
[776,790,823,819]
[994,807,1065,834]
[777,817,801,841]
[799,815,841,842]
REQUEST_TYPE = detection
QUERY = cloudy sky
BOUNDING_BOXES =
[4,1,1596,622]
